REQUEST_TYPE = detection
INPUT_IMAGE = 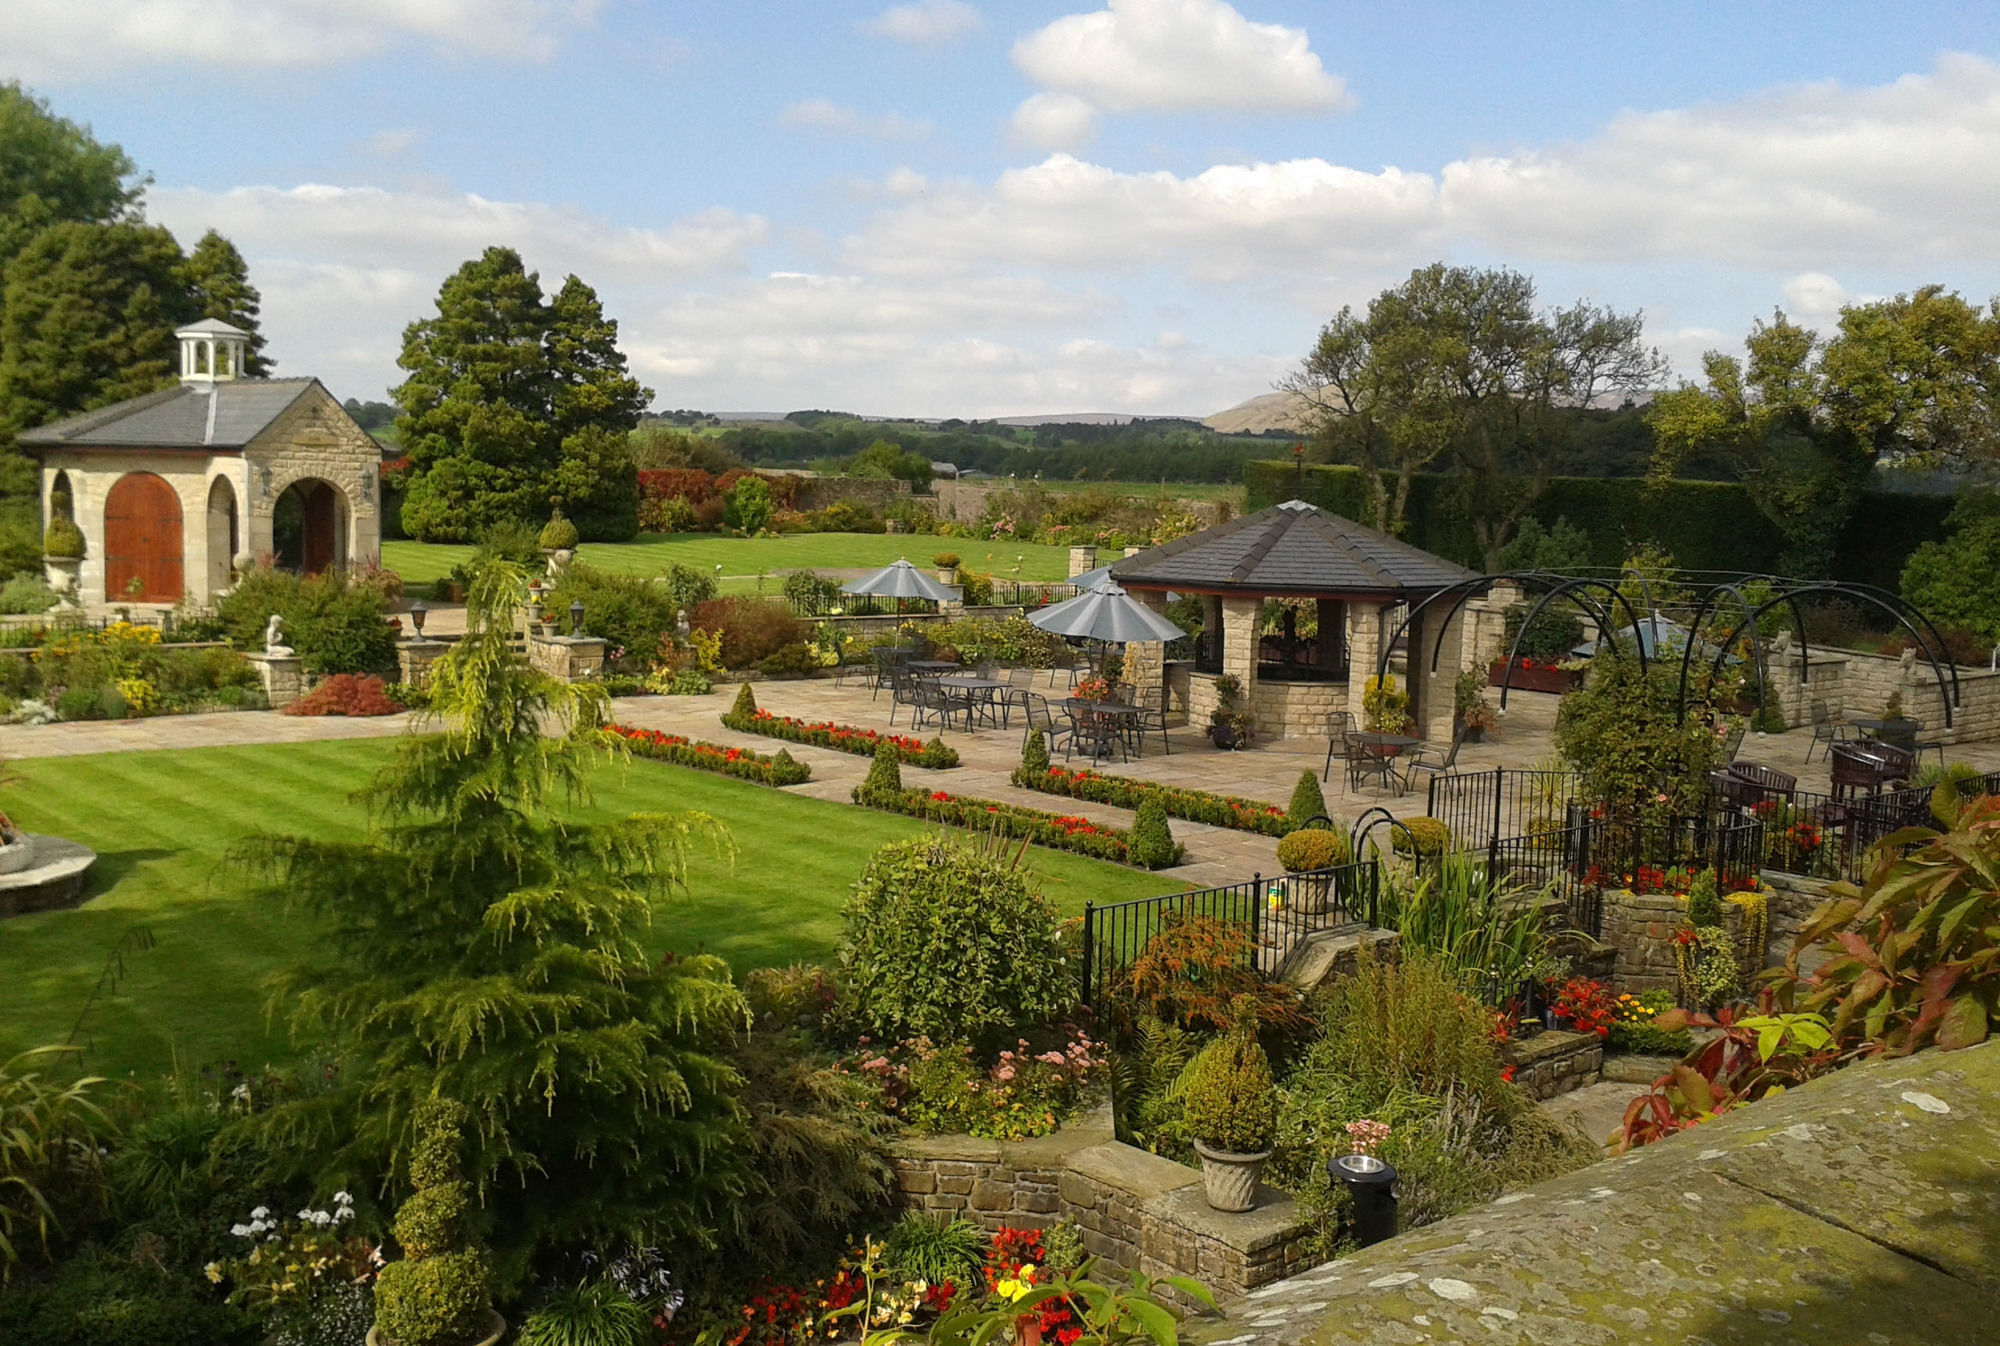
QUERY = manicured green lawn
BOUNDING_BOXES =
[383,534,1077,593]
[0,740,1178,1082]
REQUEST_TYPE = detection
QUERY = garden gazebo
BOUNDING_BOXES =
[1109,500,1482,742]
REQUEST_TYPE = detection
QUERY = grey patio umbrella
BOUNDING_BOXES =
[840,558,956,602]
[1027,580,1184,644]
[1069,563,1115,591]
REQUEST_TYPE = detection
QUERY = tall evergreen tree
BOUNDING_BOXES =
[394,247,650,542]
[0,82,145,275]
[232,559,749,1282]
[180,228,271,374]
[0,219,191,438]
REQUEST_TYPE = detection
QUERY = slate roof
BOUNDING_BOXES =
[17,379,322,452]
[1109,499,1480,597]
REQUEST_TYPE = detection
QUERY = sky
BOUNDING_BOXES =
[8,0,2000,418]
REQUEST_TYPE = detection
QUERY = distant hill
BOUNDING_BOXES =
[1205,390,1316,435]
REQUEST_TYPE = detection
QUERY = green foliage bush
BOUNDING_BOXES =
[549,563,680,666]
[1126,796,1178,871]
[722,476,773,533]
[1021,728,1050,776]
[688,597,805,669]
[1390,816,1451,858]
[884,1212,986,1288]
[373,1099,490,1346]
[1308,952,1505,1103]
[216,568,396,675]
[1683,868,1722,929]
[0,573,57,615]
[1500,601,1585,663]
[1276,828,1349,872]
[836,833,1076,1051]
[757,642,824,677]
[1285,771,1328,831]
[781,569,841,611]
[662,563,718,612]
[1180,1017,1277,1154]
[730,682,757,718]
[1552,649,1725,817]
[41,517,84,559]
[863,740,903,794]
[1900,496,2000,645]
[518,1280,648,1346]
[537,510,579,551]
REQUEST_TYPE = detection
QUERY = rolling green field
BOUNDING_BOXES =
[0,740,1178,1082]
[383,533,1078,592]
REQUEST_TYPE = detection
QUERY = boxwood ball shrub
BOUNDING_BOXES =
[837,832,1076,1051]
[1391,816,1451,859]
[1277,828,1350,873]
[1180,1011,1278,1154]
[537,508,579,551]
[43,515,85,558]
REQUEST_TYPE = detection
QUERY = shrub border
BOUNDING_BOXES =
[851,783,1183,870]
[1011,764,1290,836]
[724,708,960,768]
[607,724,812,786]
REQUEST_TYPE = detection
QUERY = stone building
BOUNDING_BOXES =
[19,320,383,608]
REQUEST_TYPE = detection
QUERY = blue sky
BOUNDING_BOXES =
[9,1,2000,417]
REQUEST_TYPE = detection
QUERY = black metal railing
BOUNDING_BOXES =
[784,579,1078,619]
[1427,766,1578,849]
[1753,769,2000,883]
[1079,859,1379,1005]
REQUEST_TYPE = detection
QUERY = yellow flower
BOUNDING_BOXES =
[997,1265,1038,1301]
[205,1262,223,1284]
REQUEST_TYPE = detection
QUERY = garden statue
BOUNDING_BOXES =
[1900,646,1918,675]
[264,614,294,657]
[1771,629,1792,656]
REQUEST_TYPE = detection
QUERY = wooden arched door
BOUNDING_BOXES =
[104,473,184,603]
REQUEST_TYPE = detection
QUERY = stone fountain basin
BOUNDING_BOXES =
[0,835,98,917]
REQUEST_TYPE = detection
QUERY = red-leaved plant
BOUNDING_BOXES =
[281,674,404,717]
[1616,991,1837,1151]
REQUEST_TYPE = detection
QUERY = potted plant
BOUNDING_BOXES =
[368,1099,503,1346]
[1362,675,1412,734]
[933,551,961,584]
[42,513,84,603]
[1182,1002,1277,1211]
[1071,674,1113,703]
[1452,669,1497,743]
[538,506,579,577]
[1276,827,1350,913]
[1208,673,1253,749]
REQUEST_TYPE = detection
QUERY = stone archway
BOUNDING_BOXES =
[206,475,239,595]
[273,478,348,575]
[105,472,184,603]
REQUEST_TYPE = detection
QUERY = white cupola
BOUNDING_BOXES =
[176,318,252,384]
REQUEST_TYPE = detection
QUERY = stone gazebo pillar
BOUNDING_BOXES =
[1346,602,1389,728]
[1121,588,1171,702]
[1221,595,1263,727]
[1408,602,1468,744]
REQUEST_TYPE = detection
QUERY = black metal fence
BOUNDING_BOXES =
[1079,859,1379,1005]
[781,579,1079,619]
[1427,766,1578,847]
[1755,769,2000,883]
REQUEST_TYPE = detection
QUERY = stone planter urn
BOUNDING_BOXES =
[1193,1140,1271,1212]
[42,555,81,603]
[0,834,37,876]
[368,1310,505,1346]
[936,566,958,585]
[1285,869,1335,914]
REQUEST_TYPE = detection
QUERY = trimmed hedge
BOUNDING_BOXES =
[851,781,1184,870]
[1245,460,1953,587]
[724,707,960,768]
[607,724,811,786]
[1010,763,1291,836]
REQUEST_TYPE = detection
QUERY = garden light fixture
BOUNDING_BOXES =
[1330,1153,1398,1247]
[569,600,585,636]
[409,600,426,636]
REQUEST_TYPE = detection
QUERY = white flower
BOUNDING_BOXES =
[251,1206,270,1220]
[310,1211,333,1227]
[230,1223,253,1238]
[333,1191,353,1206]
[335,1206,355,1222]
[248,1220,270,1235]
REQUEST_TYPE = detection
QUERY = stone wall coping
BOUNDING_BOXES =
[893,1133,1007,1164]
[1063,1141,1204,1200]
[1501,1028,1601,1067]
[1148,1185,1303,1255]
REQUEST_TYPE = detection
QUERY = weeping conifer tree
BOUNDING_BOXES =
[232,559,749,1284]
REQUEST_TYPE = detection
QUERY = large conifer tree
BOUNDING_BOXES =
[394,248,649,541]
[233,560,749,1280]
[180,228,271,375]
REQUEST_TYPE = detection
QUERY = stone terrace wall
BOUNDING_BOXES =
[1499,1029,1602,1101]
[1599,888,1763,995]
[791,477,911,513]
[892,1108,1313,1302]
[1190,1040,2000,1346]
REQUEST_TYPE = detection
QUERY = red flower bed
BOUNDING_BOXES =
[282,674,404,717]
[724,707,960,768]
[606,723,812,786]
[1012,764,1291,837]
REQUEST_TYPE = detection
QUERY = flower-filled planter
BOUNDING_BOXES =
[1489,657,1582,695]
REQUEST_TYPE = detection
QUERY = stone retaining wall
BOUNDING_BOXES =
[1499,1029,1603,1100]
[892,1109,1314,1302]
[1599,887,1766,996]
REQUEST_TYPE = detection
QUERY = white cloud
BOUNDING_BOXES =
[865,0,982,45]
[1012,0,1347,114]
[779,99,932,141]
[1010,94,1099,151]
[0,0,603,78]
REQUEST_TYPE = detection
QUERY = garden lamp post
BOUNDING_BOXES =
[408,600,427,637]
[569,600,585,636]
[1329,1153,1398,1247]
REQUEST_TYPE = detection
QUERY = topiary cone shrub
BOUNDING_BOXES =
[1021,728,1050,776]
[1683,867,1722,928]
[372,1098,492,1346]
[43,516,85,559]
[538,508,579,552]
[730,681,758,719]
[1127,795,1182,870]
[1183,1002,1277,1155]
[859,739,903,798]
[1285,770,1328,831]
